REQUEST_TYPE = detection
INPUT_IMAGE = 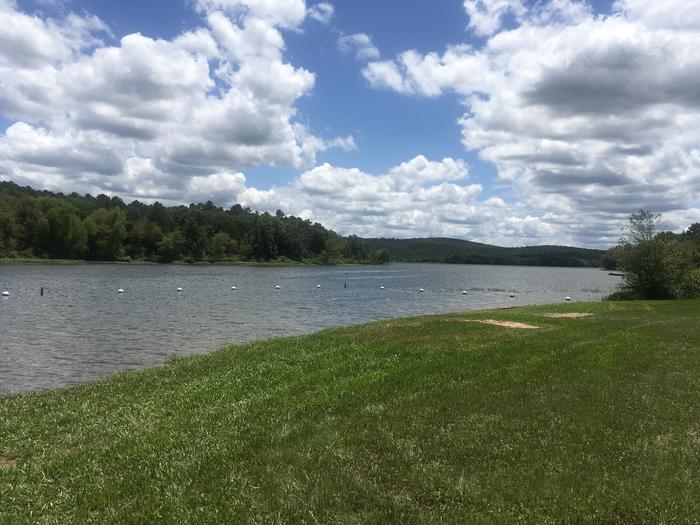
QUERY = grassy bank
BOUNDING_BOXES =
[1,300,699,522]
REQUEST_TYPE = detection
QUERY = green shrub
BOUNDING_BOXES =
[678,267,700,298]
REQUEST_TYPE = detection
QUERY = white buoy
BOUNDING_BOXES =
[509,293,515,298]
[419,288,424,293]
[231,286,237,290]
[462,290,468,295]
[316,284,321,288]
[380,285,385,290]
[275,285,281,290]
[2,291,9,297]
[176,287,183,292]
[118,288,124,294]
[565,296,571,301]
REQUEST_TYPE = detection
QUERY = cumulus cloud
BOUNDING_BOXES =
[227,155,560,243]
[463,0,526,36]
[613,0,700,30]
[231,155,553,242]
[338,33,380,61]
[0,1,109,68]
[194,0,307,29]
[0,0,354,205]
[362,0,700,246]
[308,2,334,24]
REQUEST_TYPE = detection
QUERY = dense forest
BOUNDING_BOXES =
[1,181,604,266]
[0,181,389,264]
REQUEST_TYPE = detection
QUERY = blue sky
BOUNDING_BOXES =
[1,0,699,247]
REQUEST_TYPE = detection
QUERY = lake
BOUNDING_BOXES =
[0,263,620,393]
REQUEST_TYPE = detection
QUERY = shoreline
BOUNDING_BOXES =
[0,301,533,398]
[1,298,697,521]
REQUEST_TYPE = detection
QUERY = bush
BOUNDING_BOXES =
[677,267,700,298]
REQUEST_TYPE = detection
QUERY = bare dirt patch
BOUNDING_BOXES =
[543,313,593,319]
[464,319,540,329]
[0,456,16,470]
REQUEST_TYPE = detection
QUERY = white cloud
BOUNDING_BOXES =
[361,0,700,246]
[463,0,526,36]
[326,135,357,151]
[194,0,307,29]
[232,156,522,241]
[308,2,334,25]
[363,60,414,94]
[0,1,109,68]
[0,0,354,205]
[614,0,700,30]
[338,33,380,61]
[239,156,560,244]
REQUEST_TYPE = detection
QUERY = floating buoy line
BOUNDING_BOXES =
[1,284,573,301]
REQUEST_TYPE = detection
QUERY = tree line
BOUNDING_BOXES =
[0,182,390,264]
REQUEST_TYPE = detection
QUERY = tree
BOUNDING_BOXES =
[344,235,369,261]
[616,210,691,299]
[208,232,236,261]
[84,208,128,260]
[600,246,623,271]
[157,231,185,262]
[369,249,391,264]
[253,216,277,260]
[0,202,18,256]
[35,215,50,256]
[125,220,162,260]
[320,237,344,264]
[45,204,87,258]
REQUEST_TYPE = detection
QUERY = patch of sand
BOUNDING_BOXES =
[0,456,15,470]
[543,313,592,319]
[464,319,540,329]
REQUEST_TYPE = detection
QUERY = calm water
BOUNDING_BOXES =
[0,263,620,393]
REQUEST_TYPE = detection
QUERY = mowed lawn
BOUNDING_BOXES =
[1,300,699,523]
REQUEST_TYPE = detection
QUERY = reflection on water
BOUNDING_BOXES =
[0,263,620,393]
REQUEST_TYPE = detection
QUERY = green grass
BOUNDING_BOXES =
[1,300,699,523]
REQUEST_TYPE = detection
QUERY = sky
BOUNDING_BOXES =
[1,0,699,248]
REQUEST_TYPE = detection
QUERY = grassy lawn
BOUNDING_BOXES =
[1,300,699,523]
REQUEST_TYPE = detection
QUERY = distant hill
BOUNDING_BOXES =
[364,237,604,267]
